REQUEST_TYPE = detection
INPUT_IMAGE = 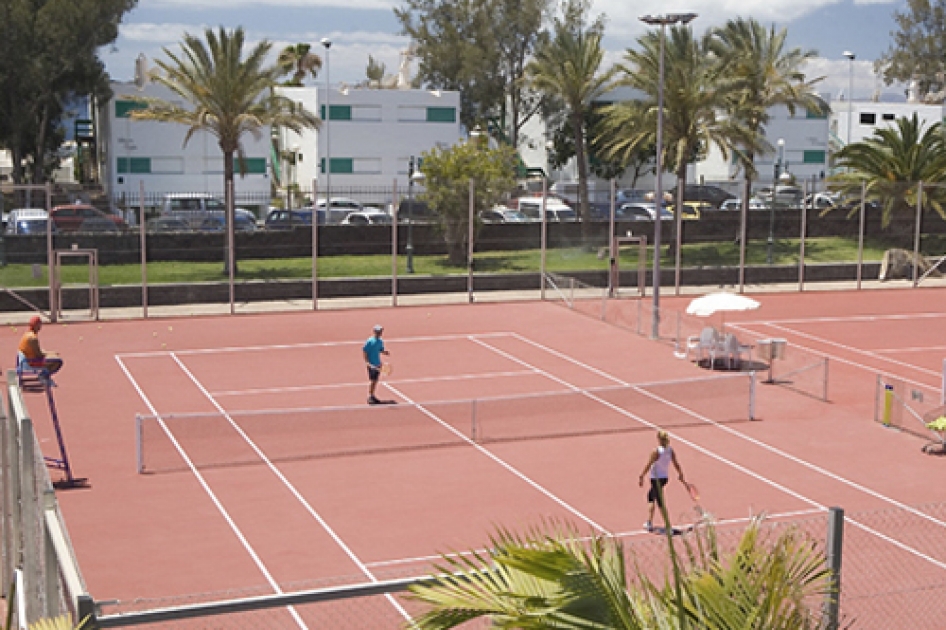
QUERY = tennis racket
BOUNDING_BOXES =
[380,362,393,377]
[683,481,700,502]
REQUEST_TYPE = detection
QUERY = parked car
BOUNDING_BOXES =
[616,189,650,204]
[146,216,191,232]
[678,201,710,220]
[723,198,768,211]
[5,208,48,234]
[264,208,323,230]
[315,197,366,224]
[340,210,393,225]
[197,214,258,232]
[516,197,577,221]
[616,203,673,221]
[803,192,841,209]
[480,207,530,223]
[755,185,804,207]
[161,193,255,228]
[390,199,437,223]
[670,184,736,209]
[50,204,126,232]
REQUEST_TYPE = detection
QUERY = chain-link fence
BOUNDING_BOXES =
[4,178,945,322]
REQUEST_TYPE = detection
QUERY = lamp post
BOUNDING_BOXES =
[320,37,332,203]
[639,12,697,339]
[767,138,785,265]
[843,51,855,146]
[406,156,425,274]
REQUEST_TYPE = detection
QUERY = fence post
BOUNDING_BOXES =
[823,506,844,630]
[77,594,99,629]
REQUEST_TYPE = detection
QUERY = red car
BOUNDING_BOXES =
[50,204,127,232]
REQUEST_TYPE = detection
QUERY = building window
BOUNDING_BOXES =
[242,158,267,174]
[320,104,352,121]
[805,108,828,119]
[115,100,148,118]
[860,112,876,125]
[117,157,151,174]
[426,107,456,123]
[882,113,896,121]
[802,150,826,164]
[321,157,354,174]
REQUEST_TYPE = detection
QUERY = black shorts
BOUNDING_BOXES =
[647,478,669,507]
[367,366,380,382]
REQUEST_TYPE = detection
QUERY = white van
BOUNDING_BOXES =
[5,208,49,234]
[516,198,578,222]
[161,193,256,228]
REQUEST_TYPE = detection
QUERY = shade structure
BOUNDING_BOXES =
[686,292,761,318]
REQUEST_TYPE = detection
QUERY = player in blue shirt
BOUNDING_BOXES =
[362,324,389,404]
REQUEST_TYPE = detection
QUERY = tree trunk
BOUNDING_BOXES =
[223,151,238,275]
[572,111,590,244]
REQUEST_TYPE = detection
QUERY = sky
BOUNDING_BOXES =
[102,0,911,104]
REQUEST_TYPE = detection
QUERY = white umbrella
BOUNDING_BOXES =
[686,292,760,318]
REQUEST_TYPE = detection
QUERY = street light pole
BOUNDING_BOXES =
[320,38,332,203]
[639,12,697,339]
[407,156,415,274]
[843,51,855,147]
[767,138,784,265]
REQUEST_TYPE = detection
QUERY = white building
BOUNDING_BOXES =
[830,99,944,150]
[275,85,463,193]
[97,81,273,202]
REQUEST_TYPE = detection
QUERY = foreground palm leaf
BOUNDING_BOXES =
[408,517,832,630]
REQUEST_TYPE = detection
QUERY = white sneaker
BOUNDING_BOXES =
[643,521,653,532]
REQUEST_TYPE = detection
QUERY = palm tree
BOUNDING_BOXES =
[603,26,746,264]
[130,27,320,273]
[833,113,946,234]
[277,43,322,87]
[407,517,832,629]
[526,0,614,236]
[707,19,826,210]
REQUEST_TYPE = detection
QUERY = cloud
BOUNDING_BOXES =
[150,0,394,9]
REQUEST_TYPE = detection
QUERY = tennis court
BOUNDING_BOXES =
[13,288,946,628]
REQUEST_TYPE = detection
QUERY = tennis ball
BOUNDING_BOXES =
[161,343,167,348]
[427,312,431,318]
[78,336,83,342]
[168,326,173,332]
[153,332,158,337]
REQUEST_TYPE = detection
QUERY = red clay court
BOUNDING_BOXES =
[13,287,946,628]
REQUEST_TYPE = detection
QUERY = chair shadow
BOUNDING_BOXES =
[696,358,769,373]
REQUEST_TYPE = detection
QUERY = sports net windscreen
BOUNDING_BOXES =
[136,373,756,474]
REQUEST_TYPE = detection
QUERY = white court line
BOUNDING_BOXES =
[116,331,513,359]
[114,355,309,630]
[873,345,946,354]
[210,369,537,398]
[167,354,414,623]
[739,311,946,326]
[362,508,827,570]
[497,333,946,573]
[735,320,944,382]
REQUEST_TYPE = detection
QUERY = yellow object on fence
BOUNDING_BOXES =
[883,383,894,426]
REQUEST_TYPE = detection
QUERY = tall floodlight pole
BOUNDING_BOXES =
[843,51,855,147]
[767,138,784,265]
[320,38,332,203]
[639,12,697,339]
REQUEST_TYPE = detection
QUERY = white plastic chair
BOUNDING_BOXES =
[687,327,722,366]
[722,334,752,370]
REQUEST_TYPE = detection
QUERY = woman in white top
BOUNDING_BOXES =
[638,430,686,532]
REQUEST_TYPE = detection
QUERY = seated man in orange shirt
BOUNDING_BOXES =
[18,316,63,377]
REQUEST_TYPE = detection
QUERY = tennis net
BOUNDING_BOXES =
[136,372,757,474]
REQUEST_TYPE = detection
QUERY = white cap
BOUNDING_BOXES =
[373,324,383,332]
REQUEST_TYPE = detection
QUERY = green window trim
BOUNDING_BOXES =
[117,157,151,174]
[802,150,826,164]
[320,104,352,121]
[321,157,354,174]
[426,107,456,123]
[115,100,148,118]
[805,108,828,119]
[241,158,267,174]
